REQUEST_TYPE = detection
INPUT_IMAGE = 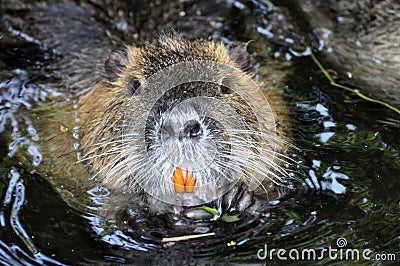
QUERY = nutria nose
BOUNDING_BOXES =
[180,120,203,140]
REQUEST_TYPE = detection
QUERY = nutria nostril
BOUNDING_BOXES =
[180,119,203,140]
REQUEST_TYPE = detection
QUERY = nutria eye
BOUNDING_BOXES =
[129,79,141,95]
[220,84,232,94]
[133,79,141,89]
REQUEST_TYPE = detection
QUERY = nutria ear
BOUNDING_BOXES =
[228,42,251,71]
[105,48,129,81]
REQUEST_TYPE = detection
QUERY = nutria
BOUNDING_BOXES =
[1,0,292,217]
[37,34,292,217]
[74,34,291,214]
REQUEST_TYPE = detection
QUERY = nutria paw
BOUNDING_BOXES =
[220,183,255,213]
[183,183,255,222]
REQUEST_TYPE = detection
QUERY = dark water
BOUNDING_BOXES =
[1,0,399,265]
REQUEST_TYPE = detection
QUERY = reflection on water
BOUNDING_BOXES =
[0,69,59,166]
[1,0,399,265]
[0,169,65,265]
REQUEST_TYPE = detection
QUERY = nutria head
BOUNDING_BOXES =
[78,35,290,212]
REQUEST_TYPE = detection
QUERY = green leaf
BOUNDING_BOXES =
[220,214,241,222]
[196,206,220,218]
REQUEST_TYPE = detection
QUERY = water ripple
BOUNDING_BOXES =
[1,169,65,266]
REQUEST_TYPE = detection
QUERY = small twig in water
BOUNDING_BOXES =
[161,232,216,242]
[310,52,400,115]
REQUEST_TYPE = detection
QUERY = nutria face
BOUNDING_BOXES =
[145,84,230,172]
[139,81,236,205]
[78,37,290,212]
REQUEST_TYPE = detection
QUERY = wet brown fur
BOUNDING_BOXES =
[78,36,282,192]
